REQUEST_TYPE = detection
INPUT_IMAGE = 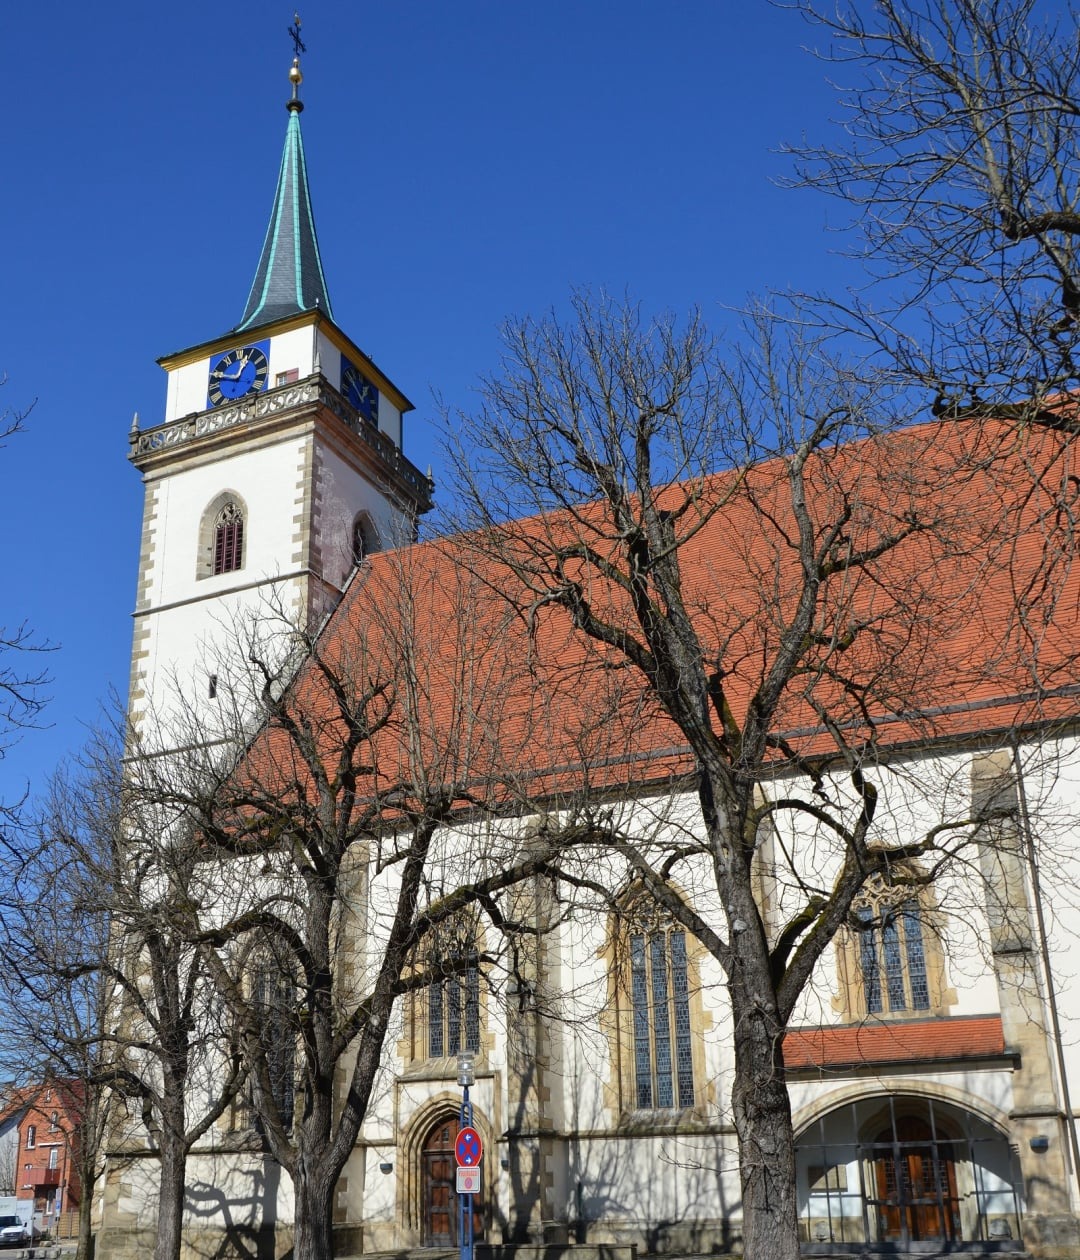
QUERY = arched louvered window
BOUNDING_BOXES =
[213,501,245,576]
[352,512,381,566]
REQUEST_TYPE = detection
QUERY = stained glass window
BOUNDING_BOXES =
[852,878,932,1016]
[423,918,482,1060]
[628,910,695,1111]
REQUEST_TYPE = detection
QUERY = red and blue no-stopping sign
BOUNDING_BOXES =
[455,1126,483,1167]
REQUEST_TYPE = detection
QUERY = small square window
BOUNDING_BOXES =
[275,369,299,387]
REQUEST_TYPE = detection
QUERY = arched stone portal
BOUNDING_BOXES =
[795,1094,1023,1250]
[411,1111,485,1249]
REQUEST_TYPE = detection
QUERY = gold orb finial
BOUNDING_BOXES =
[290,57,303,87]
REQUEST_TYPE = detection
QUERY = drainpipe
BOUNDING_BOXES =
[1011,737,1080,1202]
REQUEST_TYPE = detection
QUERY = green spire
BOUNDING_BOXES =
[236,54,333,332]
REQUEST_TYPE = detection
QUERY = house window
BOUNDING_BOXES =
[275,368,299,387]
[49,1112,58,1133]
[48,1148,57,1171]
[626,909,695,1110]
[25,1126,35,1149]
[839,869,950,1020]
[213,501,245,575]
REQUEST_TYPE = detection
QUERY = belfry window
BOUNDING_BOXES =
[352,512,381,566]
[213,501,245,576]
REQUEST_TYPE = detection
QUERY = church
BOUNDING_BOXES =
[103,38,1080,1260]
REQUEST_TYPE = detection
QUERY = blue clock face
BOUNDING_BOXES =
[340,355,379,427]
[208,342,270,408]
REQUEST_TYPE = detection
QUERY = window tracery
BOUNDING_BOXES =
[839,869,950,1020]
[197,492,248,580]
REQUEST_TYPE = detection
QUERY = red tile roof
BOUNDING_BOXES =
[783,1014,1008,1071]
[236,415,1080,808]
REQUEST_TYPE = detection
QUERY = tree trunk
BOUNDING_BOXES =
[154,1142,186,1260]
[730,983,800,1260]
[292,1158,337,1260]
[77,1200,95,1260]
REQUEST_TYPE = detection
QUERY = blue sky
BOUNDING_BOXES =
[2,2,866,798]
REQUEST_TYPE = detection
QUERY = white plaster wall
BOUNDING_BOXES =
[315,445,408,590]
[141,436,307,610]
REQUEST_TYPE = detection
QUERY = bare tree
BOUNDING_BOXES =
[0,377,49,780]
[786,0,1080,420]
[443,294,1070,1260]
[124,554,563,1260]
[0,724,244,1260]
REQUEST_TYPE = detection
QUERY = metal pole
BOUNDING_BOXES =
[459,1055,474,1260]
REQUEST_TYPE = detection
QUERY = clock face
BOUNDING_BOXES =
[340,355,379,427]
[207,342,270,408]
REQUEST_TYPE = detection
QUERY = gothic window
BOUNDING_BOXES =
[233,957,297,1135]
[408,915,484,1062]
[198,492,248,580]
[254,963,296,1129]
[856,904,929,1015]
[427,954,481,1060]
[619,896,697,1112]
[213,501,245,575]
[840,870,950,1020]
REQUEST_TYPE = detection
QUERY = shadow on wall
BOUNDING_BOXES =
[185,1155,283,1260]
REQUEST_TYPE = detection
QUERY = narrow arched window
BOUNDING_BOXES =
[617,893,697,1112]
[352,512,381,566]
[213,501,245,575]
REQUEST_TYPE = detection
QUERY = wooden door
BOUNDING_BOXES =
[873,1116,959,1243]
[421,1119,483,1248]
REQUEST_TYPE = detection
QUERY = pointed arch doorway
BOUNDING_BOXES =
[420,1116,483,1248]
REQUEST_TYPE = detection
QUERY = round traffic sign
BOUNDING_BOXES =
[455,1126,483,1167]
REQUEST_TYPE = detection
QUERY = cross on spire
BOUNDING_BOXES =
[288,12,306,58]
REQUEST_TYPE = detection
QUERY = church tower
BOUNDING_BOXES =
[127,46,432,743]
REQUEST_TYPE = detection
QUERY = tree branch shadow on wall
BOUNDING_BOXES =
[184,1154,283,1260]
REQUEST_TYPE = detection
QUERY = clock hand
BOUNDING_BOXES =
[213,357,248,382]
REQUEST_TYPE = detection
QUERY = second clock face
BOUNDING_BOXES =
[207,342,270,408]
[340,355,379,427]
